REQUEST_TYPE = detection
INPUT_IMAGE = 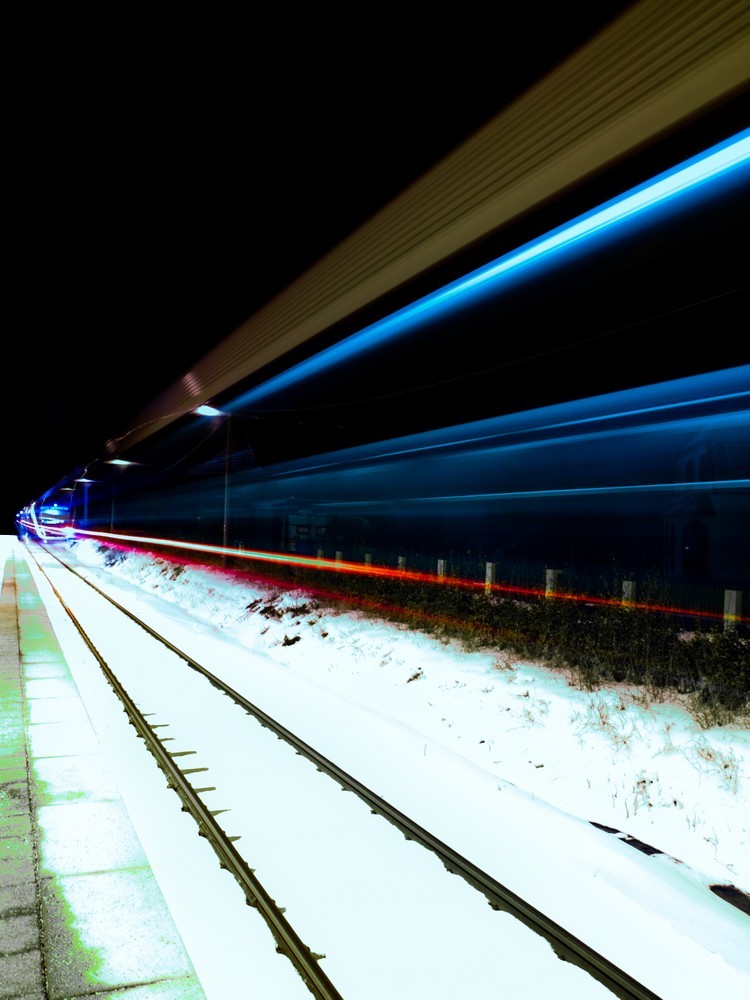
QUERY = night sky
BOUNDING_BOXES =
[5,4,664,528]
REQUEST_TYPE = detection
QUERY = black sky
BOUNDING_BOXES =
[6,6,638,528]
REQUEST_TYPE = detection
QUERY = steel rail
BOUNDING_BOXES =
[39,541,663,1000]
[28,543,344,1000]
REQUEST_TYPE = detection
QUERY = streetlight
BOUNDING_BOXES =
[194,405,231,554]
[105,459,138,532]
[73,477,96,528]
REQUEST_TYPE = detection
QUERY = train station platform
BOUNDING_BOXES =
[0,539,206,999]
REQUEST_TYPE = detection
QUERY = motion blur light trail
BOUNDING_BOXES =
[317,481,750,508]
[227,129,750,410]
[19,123,749,624]
[222,366,750,538]
[37,530,748,625]
[20,364,749,624]
[263,365,750,484]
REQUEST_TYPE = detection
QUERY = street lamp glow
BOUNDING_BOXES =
[193,405,231,554]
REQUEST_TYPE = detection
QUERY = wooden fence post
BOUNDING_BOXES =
[545,568,562,597]
[724,589,743,631]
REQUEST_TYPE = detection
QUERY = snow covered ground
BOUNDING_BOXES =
[13,534,750,998]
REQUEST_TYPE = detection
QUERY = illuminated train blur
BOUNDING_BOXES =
[18,6,750,612]
[28,363,750,606]
[55,124,743,601]
[20,128,750,602]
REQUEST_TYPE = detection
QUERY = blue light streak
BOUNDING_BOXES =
[319,480,750,509]
[227,129,750,411]
[265,365,750,480]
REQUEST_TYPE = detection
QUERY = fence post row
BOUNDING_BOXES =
[545,568,562,598]
[319,551,743,625]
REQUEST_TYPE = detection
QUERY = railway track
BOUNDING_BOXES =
[27,540,662,999]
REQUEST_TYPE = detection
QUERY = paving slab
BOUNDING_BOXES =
[0,545,207,999]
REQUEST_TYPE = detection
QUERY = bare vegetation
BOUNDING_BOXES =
[221,553,749,729]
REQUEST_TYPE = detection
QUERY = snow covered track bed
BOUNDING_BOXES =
[31,551,342,998]
[22,538,750,1000]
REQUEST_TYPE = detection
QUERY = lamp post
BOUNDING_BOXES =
[105,460,137,532]
[194,405,232,556]
[59,487,75,537]
[74,477,95,528]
